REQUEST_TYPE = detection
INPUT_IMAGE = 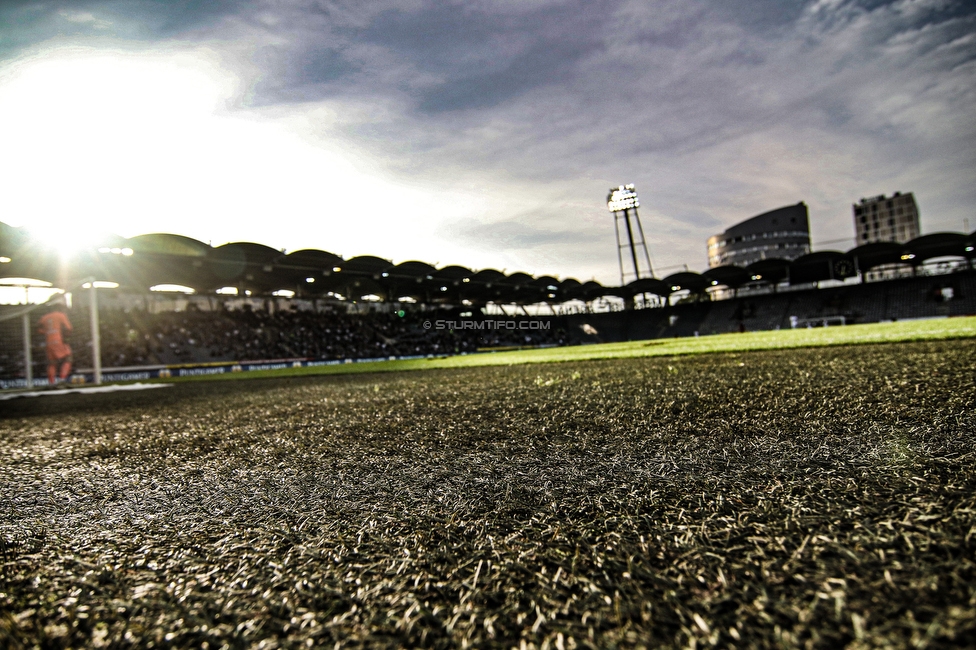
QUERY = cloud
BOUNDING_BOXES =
[59,11,113,29]
[446,216,597,251]
[1,0,974,283]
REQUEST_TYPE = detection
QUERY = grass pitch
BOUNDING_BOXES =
[2,338,975,648]
[175,315,976,382]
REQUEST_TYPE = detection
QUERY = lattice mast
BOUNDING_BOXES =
[608,184,654,284]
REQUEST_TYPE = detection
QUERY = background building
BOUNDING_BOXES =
[707,203,810,268]
[853,192,920,244]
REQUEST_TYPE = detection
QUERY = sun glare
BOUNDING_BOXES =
[0,278,61,306]
[23,223,111,258]
[0,45,491,264]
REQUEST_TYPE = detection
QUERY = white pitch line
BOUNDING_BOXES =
[0,383,173,400]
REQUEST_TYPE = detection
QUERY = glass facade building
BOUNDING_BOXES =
[707,202,811,268]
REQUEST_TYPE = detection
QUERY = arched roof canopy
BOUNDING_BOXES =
[381,261,438,301]
[0,222,69,284]
[0,241,61,284]
[127,233,211,257]
[0,222,30,257]
[503,272,534,289]
[105,233,214,292]
[338,255,393,277]
[279,249,344,294]
[208,242,284,292]
[530,276,560,291]
[662,272,708,294]
[0,253,57,285]
[626,277,670,297]
[847,242,906,273]
[906,232,970,263]
[283,249,343,272]
[432,265,473,283]
[390,261,436,278]
[459,269,505,302]
[67,234,142,287]
[498,272,536,303]
[230,242,283,264]
[320,256,390,300]
[789,251,855,285]
[580,281,616,301]
[745,258,790,285]
[430,265,474,302]
[702,265,751,289]
[529,276,561,301]
[470,269,505,284]
[601,286,633,300]
[558,278,583,301]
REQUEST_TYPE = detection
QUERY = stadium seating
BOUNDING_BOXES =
[2,270,974,380]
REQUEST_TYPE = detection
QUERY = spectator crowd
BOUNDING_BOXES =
[0,305,568,378]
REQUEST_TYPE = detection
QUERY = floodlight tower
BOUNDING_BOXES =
[608,184,654,284]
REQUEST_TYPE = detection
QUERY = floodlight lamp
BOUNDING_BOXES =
[607,184,640,212]
[333,266,342,272]
[305,277,315,283]
[122,248,133,256]
[965,246,974,252]
[440,286,447,291]
[900,254,915,261]
[711,280,718,286]
[381,272,389,277]
[150,284,195,294]
[671,285,680,291]
[98,247,111,254]
[0,257,10,263]
[752,275,762,280]
[462,278,470,283]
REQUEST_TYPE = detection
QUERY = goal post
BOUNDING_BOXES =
[0,279,104,389]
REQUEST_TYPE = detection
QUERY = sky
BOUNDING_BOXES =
[1,0,974,285]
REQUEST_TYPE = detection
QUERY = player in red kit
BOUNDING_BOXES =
[38,301,73,385]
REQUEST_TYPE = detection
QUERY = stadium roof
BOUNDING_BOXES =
[788,251,856,285]
[1,221,972,305]
[701,265,751,289]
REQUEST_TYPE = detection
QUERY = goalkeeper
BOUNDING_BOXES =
[38,300,73,385]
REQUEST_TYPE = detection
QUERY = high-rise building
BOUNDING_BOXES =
[853,192,919,244]
[707,202,810,268]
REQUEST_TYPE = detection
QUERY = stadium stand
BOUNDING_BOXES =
[2,269,975,384]
[7,305,566,374]
[1,220,974,384]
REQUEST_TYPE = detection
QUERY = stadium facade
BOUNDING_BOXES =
[707,203,811,269]
[853,192,920,244]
